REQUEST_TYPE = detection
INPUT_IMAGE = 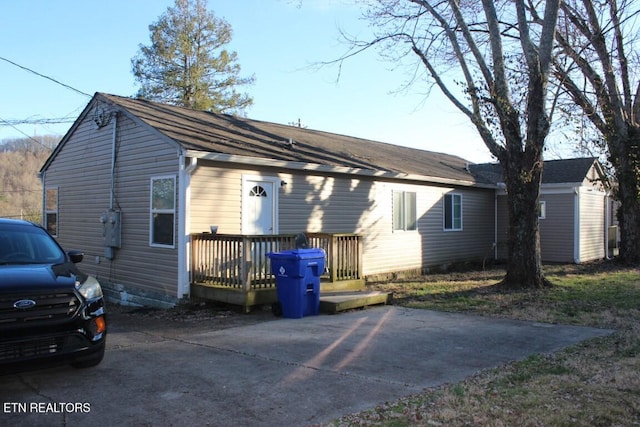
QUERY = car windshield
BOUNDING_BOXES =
[0,223,66,265]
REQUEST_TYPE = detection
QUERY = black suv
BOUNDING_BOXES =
[0,218,106,372]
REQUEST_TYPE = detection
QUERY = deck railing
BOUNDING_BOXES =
[190,232,363,291]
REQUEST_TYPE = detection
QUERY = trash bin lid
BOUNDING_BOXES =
[267,248,326,260]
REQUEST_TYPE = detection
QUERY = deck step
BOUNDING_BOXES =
[319,291,392,313]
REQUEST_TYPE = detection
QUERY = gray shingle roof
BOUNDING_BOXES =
[538,157,600,183]
[98,93,479,184]
[470,157,600,185]
[51,93,598,188]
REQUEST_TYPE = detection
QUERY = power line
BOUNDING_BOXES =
[0,56,92,97]
[0,116,55,148]
[0,117,76,126]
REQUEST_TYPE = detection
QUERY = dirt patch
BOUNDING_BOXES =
[106,301,276,335]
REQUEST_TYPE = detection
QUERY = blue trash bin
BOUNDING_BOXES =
[266,248,326,318]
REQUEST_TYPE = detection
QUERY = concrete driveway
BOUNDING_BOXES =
[0,306,611,426]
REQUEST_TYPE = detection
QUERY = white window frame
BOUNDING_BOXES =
[44,187,58,236]
[150,175,176,248]
[393,190,417,231]
[538,201,546,219]
[443,193,463,231]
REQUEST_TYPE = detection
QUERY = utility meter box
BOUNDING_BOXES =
[100,209,122,248]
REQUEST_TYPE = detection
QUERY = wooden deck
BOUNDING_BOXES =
[190,232,365,312]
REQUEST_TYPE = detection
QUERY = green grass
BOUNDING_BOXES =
[324,262,640,427]
[378,264,640,328]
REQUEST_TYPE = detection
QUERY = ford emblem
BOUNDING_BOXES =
[13,299,37,309]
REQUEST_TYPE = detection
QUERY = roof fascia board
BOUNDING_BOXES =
[185,150,492,188]
[539,183,606,195]
[498,183,595,196]
[541,182,585,192]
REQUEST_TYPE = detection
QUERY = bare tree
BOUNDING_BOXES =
[345,1,560,288]
[550,0,640,265]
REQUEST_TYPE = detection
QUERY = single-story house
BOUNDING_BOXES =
[39,93,615,308]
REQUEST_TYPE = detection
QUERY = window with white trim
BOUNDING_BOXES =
[443,193,462,231]
[538,201,546,219]
[150,176,176,247]
[249,185,268,198]
[393,191,417,231]
[45,187,58,236]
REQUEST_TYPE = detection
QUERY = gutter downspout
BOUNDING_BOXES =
[110,112,118,210]
[177,154,198,300]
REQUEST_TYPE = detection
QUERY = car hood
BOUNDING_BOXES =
[0,263,81,293]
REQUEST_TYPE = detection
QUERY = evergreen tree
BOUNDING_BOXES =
[131,0,254,114]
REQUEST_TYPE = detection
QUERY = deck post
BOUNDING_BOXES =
[330,234,338,283]
[358,235,364,279]
[241,236,252,292]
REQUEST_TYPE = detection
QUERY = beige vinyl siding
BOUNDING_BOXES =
[539,193,575,263]
[43,112,181,303]
[189,163,378,236]
[342,180,420,276]
[189,163,495,276]
[579,189,605,262]
[285,177,495,274]
[279,174,379,234]
[44,119,112,254]
[189,161,246,234]
[278,174,412,276]
[420,188,495,268]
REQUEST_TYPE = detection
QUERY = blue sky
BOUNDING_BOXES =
[0,0,496,163]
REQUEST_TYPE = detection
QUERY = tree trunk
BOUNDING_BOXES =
[614,130,640,265]
[500,159,553,289]
[617,191,640,265]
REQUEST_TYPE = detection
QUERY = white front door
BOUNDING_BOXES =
[243,177,277,235]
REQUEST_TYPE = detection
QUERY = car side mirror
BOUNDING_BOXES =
[68,250,84,264]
